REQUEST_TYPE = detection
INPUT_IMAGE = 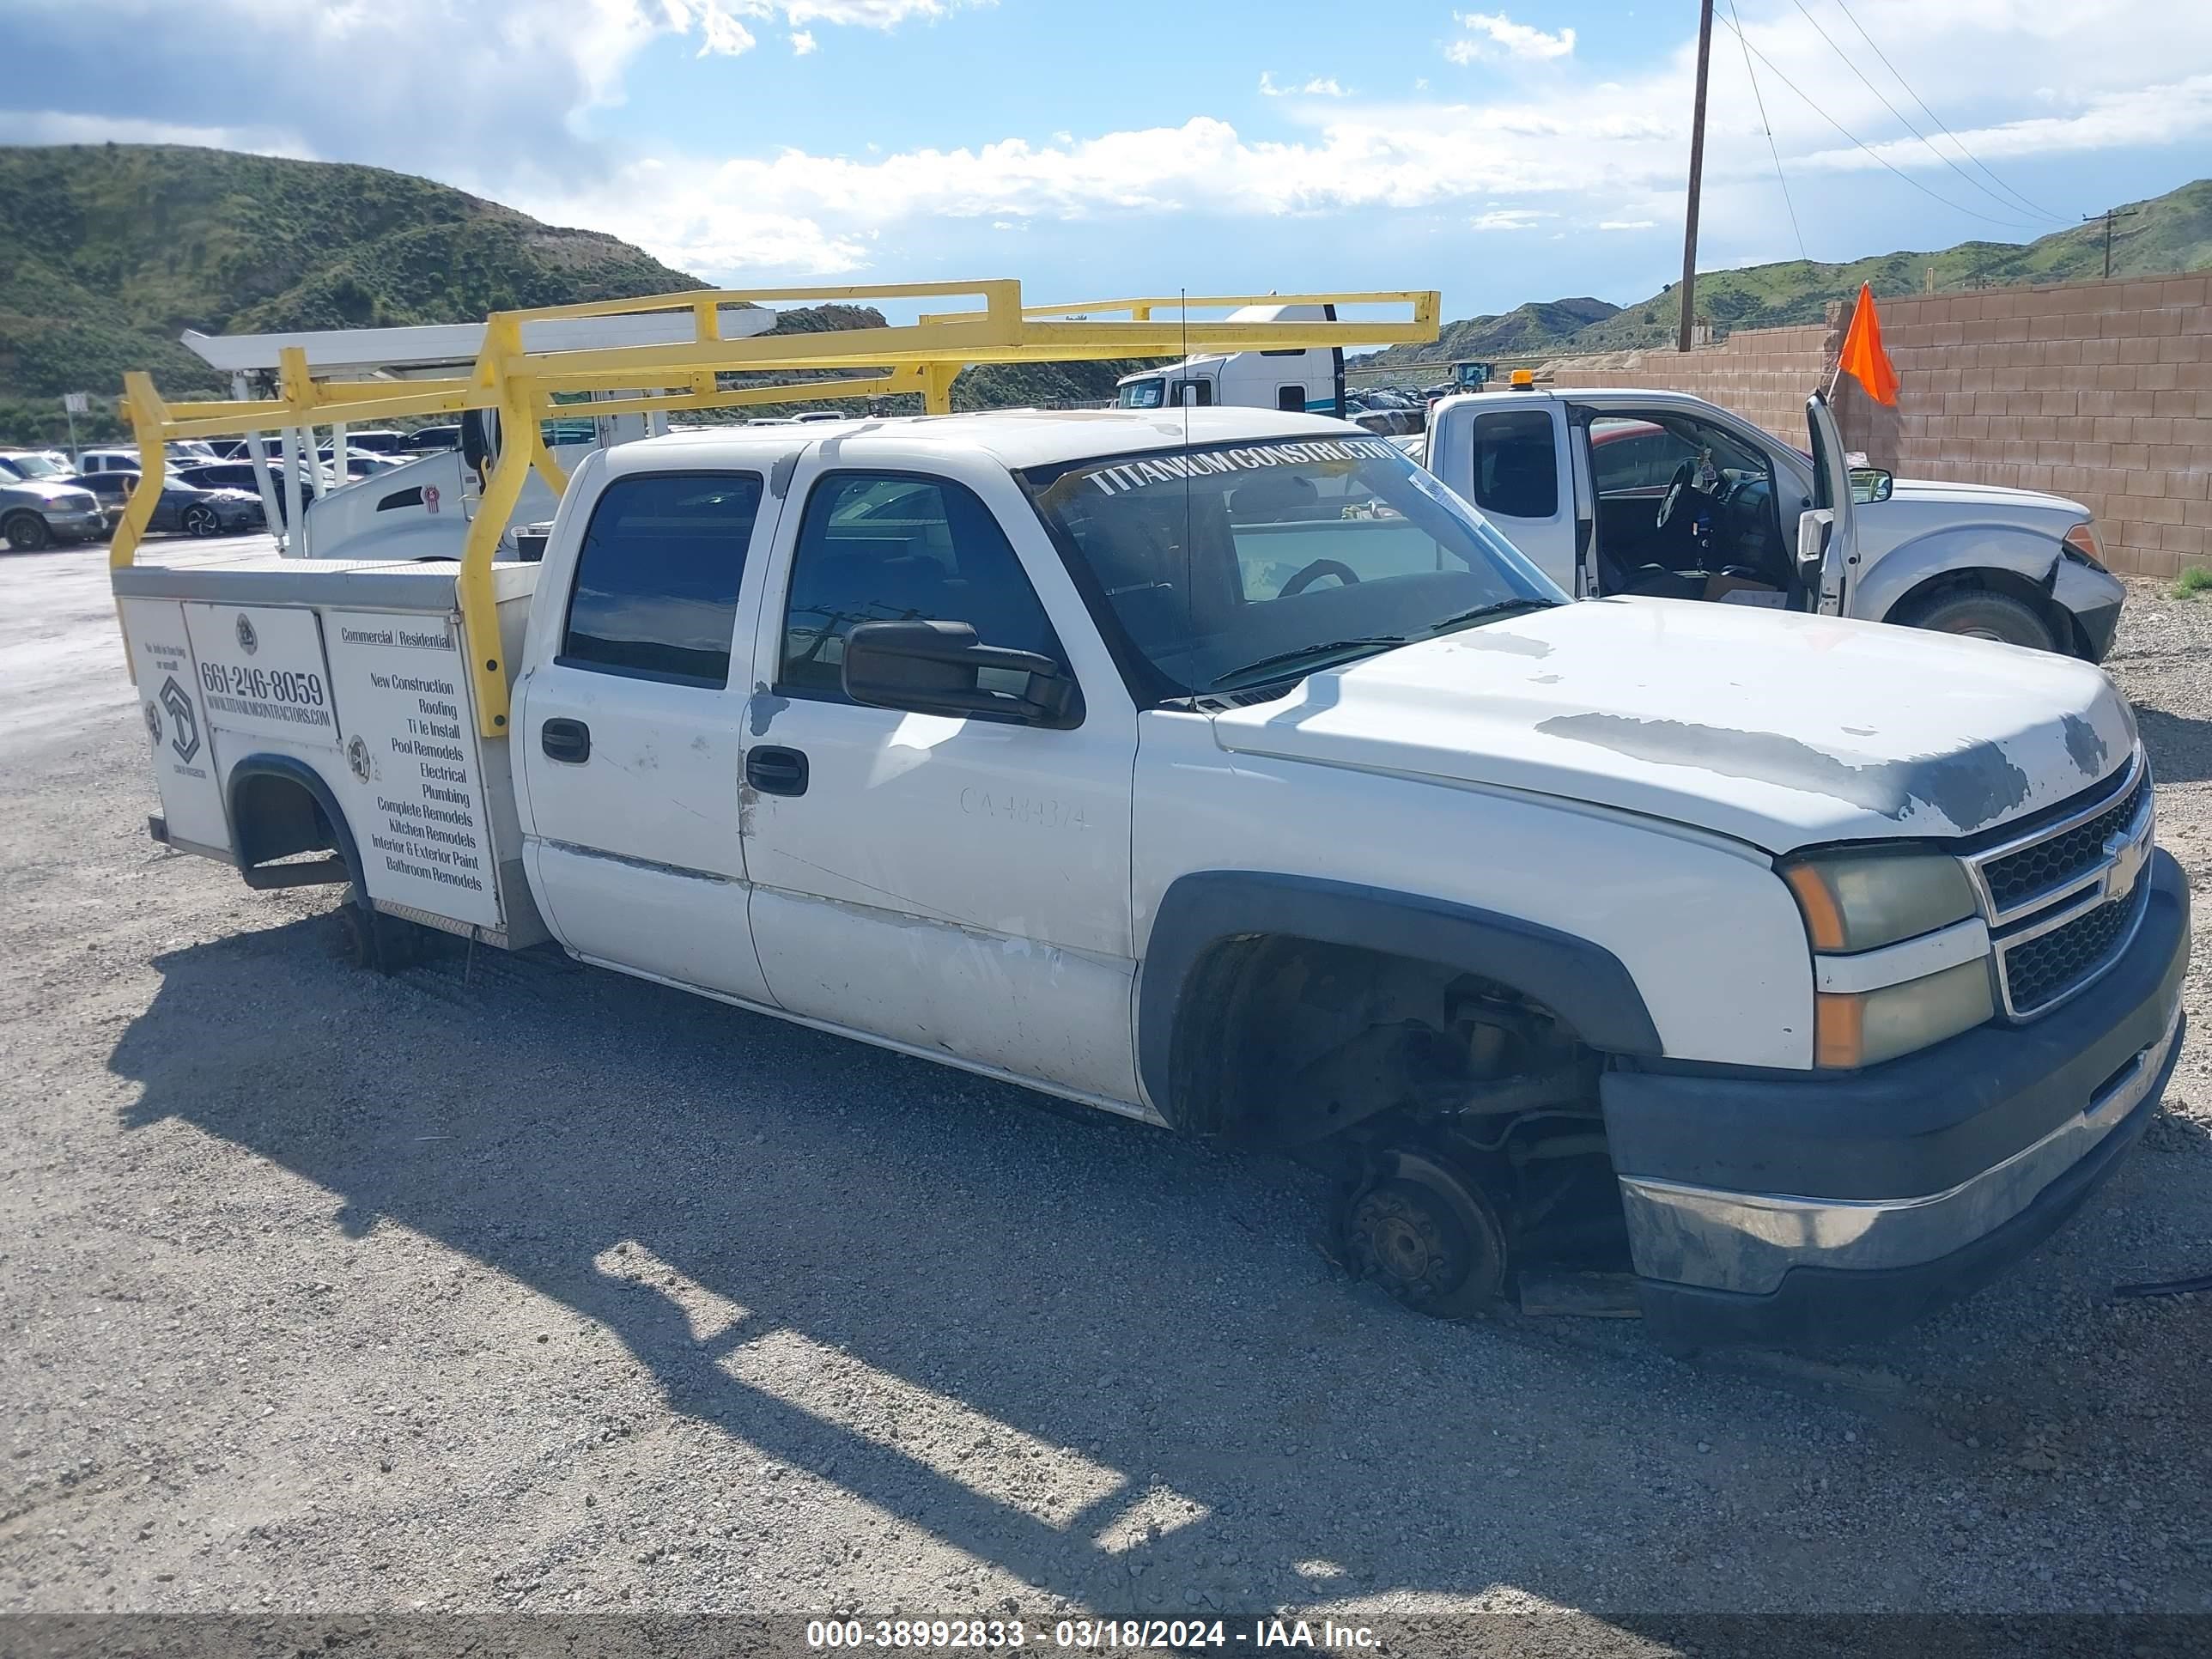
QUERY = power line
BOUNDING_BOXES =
[1729,0,1808,263]
[1714,10,2047,234]
[1789,0,2064,227]
[1826,0,2069,224]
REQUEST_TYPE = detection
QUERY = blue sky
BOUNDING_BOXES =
[3,0,2209,331]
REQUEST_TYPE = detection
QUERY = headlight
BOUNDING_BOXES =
[1782,848,1991,1068]
[2062,523,2106,571]
[1814,957,1996,1069]
[1780,848,1978,953]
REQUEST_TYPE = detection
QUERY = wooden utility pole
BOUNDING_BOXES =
[1676,0,1717,352]
[2085,206,2140,280]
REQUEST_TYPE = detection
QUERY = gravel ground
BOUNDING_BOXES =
[2,540,2209,1643]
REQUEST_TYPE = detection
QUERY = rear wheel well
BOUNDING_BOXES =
[231,769,337,867]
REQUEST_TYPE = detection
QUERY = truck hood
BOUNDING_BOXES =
[7,480,99,508]
[1883,476,2089,521]
[1206,598,2135,854]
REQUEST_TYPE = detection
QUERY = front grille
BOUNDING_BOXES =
[1965,747,2154,1020]
[1981,769,2148,915]
[2000,881,2148,1017]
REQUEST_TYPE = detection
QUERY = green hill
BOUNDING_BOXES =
[1355,296,1620,375]
[1356,178,2211,374]
[1568,178,2212,352]
[0,143,706,443]
[0,143,1151,444]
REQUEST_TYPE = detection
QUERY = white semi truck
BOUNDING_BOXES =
[1114,303,1346,417]
[113,398,2186,1349]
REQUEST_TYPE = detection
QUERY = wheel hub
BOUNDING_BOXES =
[1347,1185,1469,1305]
[1340,1148,1508,1317]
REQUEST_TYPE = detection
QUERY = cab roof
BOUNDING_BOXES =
[622,406,1370,473]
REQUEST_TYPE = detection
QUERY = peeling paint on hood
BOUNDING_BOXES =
[1206,597,2136,854]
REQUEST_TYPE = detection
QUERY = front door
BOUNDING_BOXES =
[738,453,1139,1104]
[1804,393,1857,616]
[515,466,776,1003]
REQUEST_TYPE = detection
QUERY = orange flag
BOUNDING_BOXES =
[1837,282,1900,405]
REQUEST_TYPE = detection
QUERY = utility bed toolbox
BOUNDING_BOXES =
[112,556,549,948]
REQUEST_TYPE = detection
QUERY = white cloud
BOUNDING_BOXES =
[791,28,817,52]
[1446,10,1577,64]
[1470,209,1552,230]
[1598,219,1656,230]
[1259,72,1348,98]
[663,0,758,57]
[1795,72,2212,173]
[780,0,977,21]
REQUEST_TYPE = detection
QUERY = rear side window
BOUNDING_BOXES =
[1469,410,1559,520]
[561,471,763,686]
[778,471,1066,699]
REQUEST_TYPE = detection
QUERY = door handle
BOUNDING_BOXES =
[540,717,591,764]
[745,745,809,797]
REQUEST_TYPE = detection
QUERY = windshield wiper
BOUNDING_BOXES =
[1422,598,1559,637]
[1208,636,1408,690]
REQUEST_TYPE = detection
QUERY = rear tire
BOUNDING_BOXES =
[336,895,425,975]
[3,512,52,552]
[1894,589,2057,652]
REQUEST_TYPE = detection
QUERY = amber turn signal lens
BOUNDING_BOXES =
[1784,862,1849,952]
[1814,993,1866,1068]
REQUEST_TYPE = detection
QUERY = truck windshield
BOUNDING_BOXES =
[1116,378,1166,410]
[1022,435,1566,697]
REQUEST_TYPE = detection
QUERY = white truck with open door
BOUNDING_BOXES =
[1423,388,2128,659]
[113,398,2187,1352]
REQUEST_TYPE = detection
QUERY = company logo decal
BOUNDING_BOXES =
[158,676,199,763]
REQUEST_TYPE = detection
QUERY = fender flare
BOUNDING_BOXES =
[227,752,368,903]
[1136,871,1663,1127]
[1854,523,2063,626]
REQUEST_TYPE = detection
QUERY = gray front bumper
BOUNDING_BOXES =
[1620,1004,2179,1296]
[1601,847,2190,1346]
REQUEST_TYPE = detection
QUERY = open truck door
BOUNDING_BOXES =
[1799,392,1856,616]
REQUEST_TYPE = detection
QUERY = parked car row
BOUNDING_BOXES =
[0,445,270,550]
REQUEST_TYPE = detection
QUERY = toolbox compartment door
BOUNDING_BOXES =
[120,598,229,856]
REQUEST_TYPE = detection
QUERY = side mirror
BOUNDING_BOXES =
[1796,507,1834,586]
[842,619,1079,727]
[1849,467,1894,504]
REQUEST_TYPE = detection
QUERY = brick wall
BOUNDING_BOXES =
[1536,275,2212,581]
[1832,275,2212,583]
[1542,324,1832,449]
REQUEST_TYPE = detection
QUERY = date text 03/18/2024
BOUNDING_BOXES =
[805,1619,1381,1649]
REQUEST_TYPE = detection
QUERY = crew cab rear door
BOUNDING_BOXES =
[513,448,785,1003]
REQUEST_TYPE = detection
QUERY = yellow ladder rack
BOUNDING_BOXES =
[112,279,1439,735]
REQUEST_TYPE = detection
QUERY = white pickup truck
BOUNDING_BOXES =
[113,405,2187,1349]
[1425,386,2128,658]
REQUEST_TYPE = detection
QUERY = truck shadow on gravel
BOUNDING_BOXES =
[106,915,2212,1620]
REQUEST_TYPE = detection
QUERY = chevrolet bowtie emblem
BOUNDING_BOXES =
[2102,825,2148,902]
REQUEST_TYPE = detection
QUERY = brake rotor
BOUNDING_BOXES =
[1341,1148,1509,1318]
